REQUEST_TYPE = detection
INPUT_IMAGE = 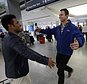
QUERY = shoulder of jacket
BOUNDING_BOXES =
[55,25,61,29]
[69,22,77,29]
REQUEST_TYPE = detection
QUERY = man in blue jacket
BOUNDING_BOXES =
[1,14,55,84]
[35,8,85,84]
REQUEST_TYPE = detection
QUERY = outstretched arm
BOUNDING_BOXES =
[10,37,55,68]
[35,27,56,35]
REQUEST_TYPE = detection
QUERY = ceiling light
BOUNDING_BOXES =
[68,4,87,16]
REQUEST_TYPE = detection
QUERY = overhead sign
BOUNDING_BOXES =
[25,0,59,11]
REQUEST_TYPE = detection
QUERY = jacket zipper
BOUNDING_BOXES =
[59,27,62,53]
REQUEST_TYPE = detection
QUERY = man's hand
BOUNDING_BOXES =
[35,28,41,32]
[70,39,79,50]
[48,58,56,68]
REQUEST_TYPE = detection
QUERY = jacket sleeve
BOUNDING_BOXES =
[73,26,85,47]
[9,37,49,65]
[40,27,56,35]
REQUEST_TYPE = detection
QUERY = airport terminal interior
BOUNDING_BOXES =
[0,0,87,84]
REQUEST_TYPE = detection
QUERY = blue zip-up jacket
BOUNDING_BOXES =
[40,20,85,56]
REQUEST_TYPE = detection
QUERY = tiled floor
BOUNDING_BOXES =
[0,41,87,84]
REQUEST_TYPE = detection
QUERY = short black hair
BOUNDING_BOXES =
[1,14,16,31]
[60,8,69,15]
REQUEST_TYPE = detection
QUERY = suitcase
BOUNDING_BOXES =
[39,36,45,44]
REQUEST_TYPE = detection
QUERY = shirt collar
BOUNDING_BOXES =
[61,19,71,28]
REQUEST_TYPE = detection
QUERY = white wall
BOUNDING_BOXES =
[21,0,87,29]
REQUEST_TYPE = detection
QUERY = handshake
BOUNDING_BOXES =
[47,58,56,68]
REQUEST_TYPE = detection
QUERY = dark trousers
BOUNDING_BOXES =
[56,53,73,84]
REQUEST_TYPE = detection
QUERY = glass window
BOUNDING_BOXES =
[0,0,5,13]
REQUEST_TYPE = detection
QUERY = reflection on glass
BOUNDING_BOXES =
[0,0,5,13]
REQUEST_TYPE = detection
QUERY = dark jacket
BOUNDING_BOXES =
[40,20,85,56]
[2,32,48,78]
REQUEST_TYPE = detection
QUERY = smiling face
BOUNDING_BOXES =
[59,11,68,22]
[59,9,69,23]
[8,18,23,33]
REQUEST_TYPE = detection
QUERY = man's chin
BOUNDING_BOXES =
[16,30,22,34]
[60,20,64,22]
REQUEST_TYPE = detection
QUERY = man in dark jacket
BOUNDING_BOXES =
[1,15,55,84]
[35,9,85,84]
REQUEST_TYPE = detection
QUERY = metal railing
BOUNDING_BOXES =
[0,79,10,84]
[0,79,8,84]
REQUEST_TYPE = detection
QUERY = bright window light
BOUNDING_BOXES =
[68,4,87,16]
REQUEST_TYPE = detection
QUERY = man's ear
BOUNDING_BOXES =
[67,15,69,18]
[8,24,11,28]
[8,24,13,28]
[8,24,13,31]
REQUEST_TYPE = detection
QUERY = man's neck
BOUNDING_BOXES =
[13,32,18,36]
[61,20,68,26]
[9,30,18,36]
